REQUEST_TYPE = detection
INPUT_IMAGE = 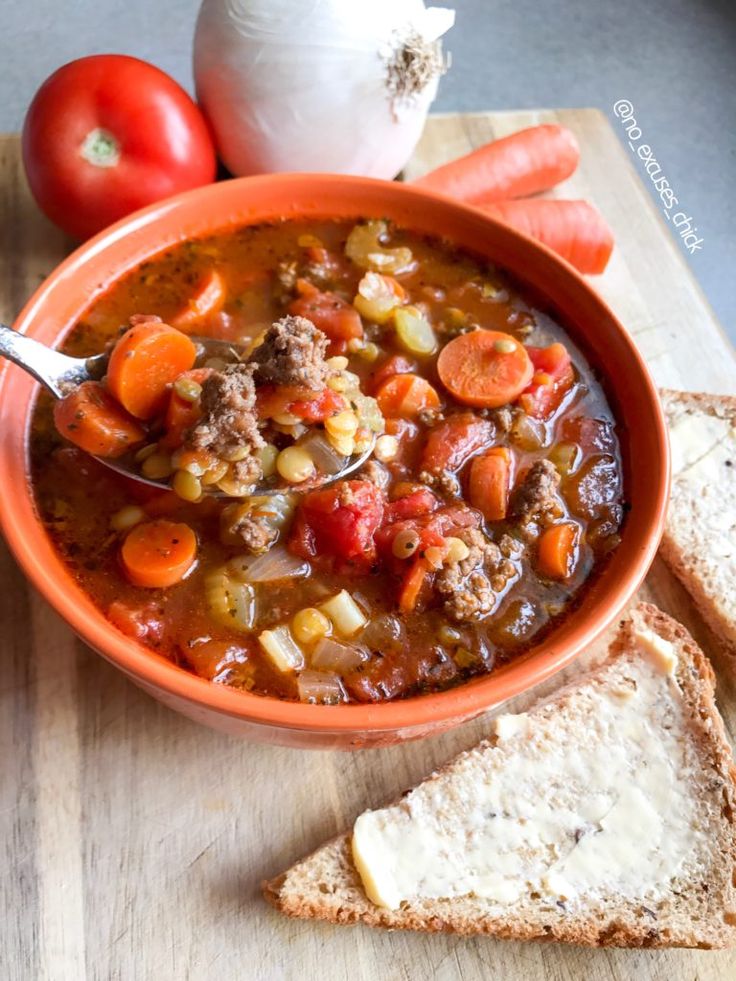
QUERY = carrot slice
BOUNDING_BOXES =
[107,321,197,420]
[375,373,441,419]
[121,519,197,588]
[479,200,614,275]
[413,124,580,203]
[469,447,513,522]
[437,331,533,409]
[398,557,432,614]
[53,381,145,458]
[537,522,580,579]
[170,269,226,329]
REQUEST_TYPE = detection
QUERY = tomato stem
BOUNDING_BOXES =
[79,128,120,168]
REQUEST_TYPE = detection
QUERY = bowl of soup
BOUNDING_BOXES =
[0,175,668,748]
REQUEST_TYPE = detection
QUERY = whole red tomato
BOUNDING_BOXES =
[22,55,217,240]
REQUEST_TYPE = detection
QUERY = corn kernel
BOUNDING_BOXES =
[272,411,300,426]
[327,374,349,393]
[374,434,399,462]
[259,443,279,478]
[201,460,230,485]
[110,505,145,532]
[141,453,174,480]
[358,341,380,363]
[134,443,157,463]
[174,376,202,402]
[222,445,251,463]
[347,338,364,353]
[292,607,331,645]
[445,536,470,563]
[173,469,203,502]
[325,409,359,439]
[493,338,517,355]
[276,446,315,483]
[326,355,349,371]
[216,471,254,497]
[326,433,355,457]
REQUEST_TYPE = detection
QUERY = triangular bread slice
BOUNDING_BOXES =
[264,604,736,948]
[660,390,736,655]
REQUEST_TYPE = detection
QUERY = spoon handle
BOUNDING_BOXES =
[0,324,92,398]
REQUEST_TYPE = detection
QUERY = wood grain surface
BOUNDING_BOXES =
[1,110,735,980]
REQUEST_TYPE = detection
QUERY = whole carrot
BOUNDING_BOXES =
[413,124,580,204]
[480,199,614,275]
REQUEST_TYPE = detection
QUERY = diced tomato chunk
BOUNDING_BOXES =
[289,388,347,423]
[289,287,363,341]
[289,480,385,568]
[108,600,164,645]
[384,488,439,524]
[421,413,494,473]
[560,414,617,455]
[518,343,574,420]
[257,385,346,423]
[369,354,418,394]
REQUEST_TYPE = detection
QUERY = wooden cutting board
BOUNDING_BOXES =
[1,110,735,981]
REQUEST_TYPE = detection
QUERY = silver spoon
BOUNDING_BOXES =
[0,323,375,495]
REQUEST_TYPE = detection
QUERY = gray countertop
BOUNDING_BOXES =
[3,0,735,340]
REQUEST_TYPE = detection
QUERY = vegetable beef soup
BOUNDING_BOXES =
[29,219,625,704]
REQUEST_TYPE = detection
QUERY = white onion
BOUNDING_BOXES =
[297,432,347,475]
[194,0,455,178]
[297,670,347,705]
[228,546,310,582]
[311,637,368,673]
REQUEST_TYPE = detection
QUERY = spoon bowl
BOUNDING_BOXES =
[0,323,375,496]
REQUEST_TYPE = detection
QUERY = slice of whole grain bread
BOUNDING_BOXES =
[660,389,736,656]
[264,604,736,948]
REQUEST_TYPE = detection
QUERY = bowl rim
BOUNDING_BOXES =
[0,173,669,734]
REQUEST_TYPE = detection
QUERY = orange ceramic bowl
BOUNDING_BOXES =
[0,175,668,749]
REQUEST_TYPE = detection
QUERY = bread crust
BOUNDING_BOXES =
[659,389,736,657]
[263,603,736,948]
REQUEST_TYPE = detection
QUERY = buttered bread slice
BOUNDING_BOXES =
[660,390,736,656]
[264,604,736,948]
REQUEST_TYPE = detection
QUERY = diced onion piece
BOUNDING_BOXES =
[393,306,437,356]
[353,271,403,324]
[311,636,367,673]
[227,546,310,583]
[319,590,367,637]
[297,432,347,475]
[297,669,346,705]
[205,569,256,632]
[258,625,304,673]
[510,412,547,451]
[345,221,414,275]
[360,614,406,653]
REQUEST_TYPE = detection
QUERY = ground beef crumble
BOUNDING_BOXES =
[435,528,522,622]
[188,363,265,482]
[220,504,277,554]
[249,315,329,390]
[512,459,564,538]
